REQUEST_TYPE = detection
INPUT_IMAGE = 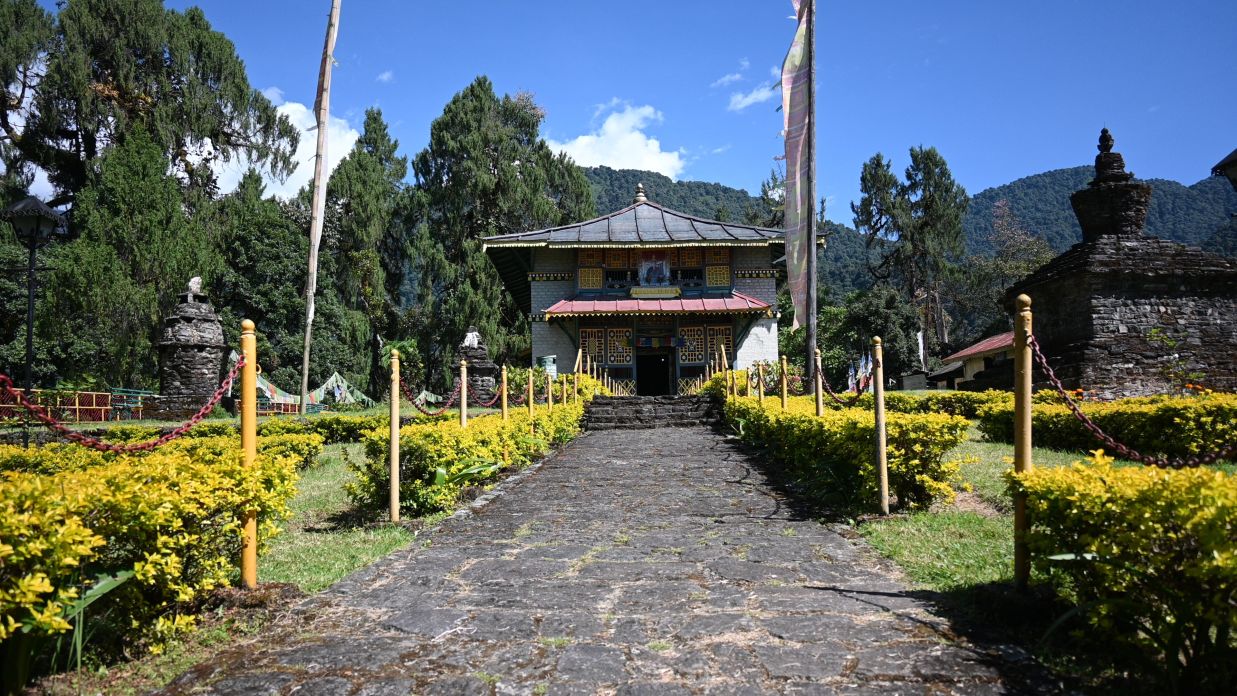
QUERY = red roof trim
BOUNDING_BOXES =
[943,331,1015,363]
[543,291,771,317]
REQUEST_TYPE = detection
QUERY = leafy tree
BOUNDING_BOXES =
[409,78,595,386]
[30,127,218,386]
[833,285,922,379]
[852,147,968,347]
[0,0,297,200]
[944,199,1055,343]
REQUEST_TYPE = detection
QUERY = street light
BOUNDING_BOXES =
[1,197,68,447]
[1213,148,1237,193]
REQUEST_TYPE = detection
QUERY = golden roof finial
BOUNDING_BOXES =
[633,183,647,204]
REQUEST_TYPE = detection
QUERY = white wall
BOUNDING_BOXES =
[734,317,779,368]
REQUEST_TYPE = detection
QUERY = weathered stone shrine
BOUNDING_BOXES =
[155,277,227,417]
[459,327,499,404]
[1007,129,1237,398]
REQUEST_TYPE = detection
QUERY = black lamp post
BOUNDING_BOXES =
[1213,149,1237,193]
[1,197,68,447]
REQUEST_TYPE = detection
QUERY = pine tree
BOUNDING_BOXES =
[0,0,297,199]
[409,78,595,386]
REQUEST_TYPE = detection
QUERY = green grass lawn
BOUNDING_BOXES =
[262,443,415,592]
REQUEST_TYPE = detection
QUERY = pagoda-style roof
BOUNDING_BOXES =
[483,206,781,249]
[543,291,771,319]
[485,184,786,313]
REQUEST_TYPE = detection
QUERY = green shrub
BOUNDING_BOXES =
[978,393,1237,460]
[0,445,298,674]
[1009,453,1237,692]
[725,396,967,510]
[348,402,586,516]
[0,433,325,474]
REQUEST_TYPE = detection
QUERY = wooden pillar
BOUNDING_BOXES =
[389,350,401,522]
[500,365,508,421]
[240,320,259,589]
[459,360,468,428]
[779,355,788,410]
[757,362,765,405]
[814,348,825,417]
[872,337,889,515]
[1014,294,1034,591]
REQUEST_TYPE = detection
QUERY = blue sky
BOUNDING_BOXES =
[163,1,1234,221]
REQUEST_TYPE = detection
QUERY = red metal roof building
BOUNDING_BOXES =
[932,331,1015,390]
[484,185,785,395]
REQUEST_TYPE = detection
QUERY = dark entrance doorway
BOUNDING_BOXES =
[635,352,674,395]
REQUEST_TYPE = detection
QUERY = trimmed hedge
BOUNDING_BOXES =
[725,396,968,510]
[1009,453,1237,690]
[0,446,298,652]
[978,393,1237,460]
[348,401,586,516]
[0,433,325,474]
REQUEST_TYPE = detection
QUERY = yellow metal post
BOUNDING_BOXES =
[500,365,509,421]
[389,349,400,523]
[757,362,765,405]
[780,355,788,410]
[873,337,889,515]
[240,319,259,589]
[459,360,468,428]
[1014,294,1034,591]
[814,348,825,417]
[546,372,553,413]
[527,370,534,422]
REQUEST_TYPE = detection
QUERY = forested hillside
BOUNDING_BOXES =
[964,166,1237,254]
[583,166,756,220]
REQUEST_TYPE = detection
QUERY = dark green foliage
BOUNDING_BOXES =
[0,0,297,198]
[964,166,1237,255]
[584,165,755,220]
[409,79,595,387]
[834,285,923,379]
[35,128,219,387]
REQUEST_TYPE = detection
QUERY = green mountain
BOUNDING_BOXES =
[963,166,1237,254]
[583,166,757,221]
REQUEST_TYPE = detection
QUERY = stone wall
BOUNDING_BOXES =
[734,317,779,368]
[531,320,576,371]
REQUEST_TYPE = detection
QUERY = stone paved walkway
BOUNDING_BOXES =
[165,427,1052,695]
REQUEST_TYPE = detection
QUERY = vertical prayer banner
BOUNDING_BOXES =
[782,0,813,329]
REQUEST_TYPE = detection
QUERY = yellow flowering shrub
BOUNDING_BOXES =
[0,433,324,474]
[1009,453,1237,689]
[0,446,298,649]
[978,393,1237,460]
[725,396,967,510]
[348,400,586,516]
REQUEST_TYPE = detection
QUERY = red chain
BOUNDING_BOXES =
[819,371,863,407]
[404,380,460,417]
[1028,335,1234,469]
[0,356,244,453]
[467,384,501,408]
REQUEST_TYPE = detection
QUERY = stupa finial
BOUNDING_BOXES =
[1098,127,1114,154]
[633,183,647,204]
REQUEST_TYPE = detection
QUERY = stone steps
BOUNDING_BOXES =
[583,395,718,431]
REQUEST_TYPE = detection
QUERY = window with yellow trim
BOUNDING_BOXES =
[679,248,702,267]
[706,265,731,287]
[705,247,730,265]
[578,249,604,267]
[707,326,733,360]
[580,328,605,364]
[606,249,628,268]
[678,326,705,364]
[607,328,633,364]
[578,267,603,289]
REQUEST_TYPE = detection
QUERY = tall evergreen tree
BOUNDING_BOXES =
[0,0,297,200]
[851,147,968,347]
[409,78,594,386]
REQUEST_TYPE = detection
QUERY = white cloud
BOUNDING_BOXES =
[710,144,732,155]
[376,70,394,83]
[710,72,743,88]
[739,58,750,71]
[214,97,360,200]
[546,102,686,180]
[728,66,782,112]
[727,82,779,112]
[261,86,285,106]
